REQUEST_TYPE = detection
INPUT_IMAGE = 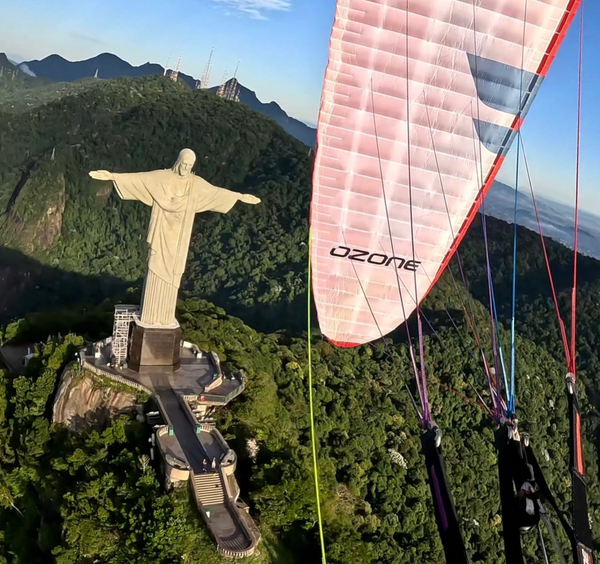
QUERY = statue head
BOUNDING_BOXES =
[172,148,196,177]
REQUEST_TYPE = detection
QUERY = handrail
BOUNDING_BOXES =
[195,381,246,405]
[80,359,153,396]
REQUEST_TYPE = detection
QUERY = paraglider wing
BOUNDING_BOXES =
[310,0,580,347]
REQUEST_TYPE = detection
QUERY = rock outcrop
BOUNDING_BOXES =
[53,365,140,431]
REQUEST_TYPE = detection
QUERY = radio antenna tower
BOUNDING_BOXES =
[170,52,182,82]
[201,48,214,89]
[217,60,241,102]
[216,68,228,97]
[233,59,240,79]
[163,53,171,76]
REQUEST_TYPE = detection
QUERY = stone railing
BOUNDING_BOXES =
[179,393,202,428]
[152,394,172,427]
[216,499,260,560]
[223,472,240,503]
[177,395,237,469]
[81,359,153,396]
[190,469,258,560]
[182,375,246,406]
[210,351,222,374]
[157,427,189,469]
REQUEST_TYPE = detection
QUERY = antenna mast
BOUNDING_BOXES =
[217,60,241,102]
[217,68,228,97]
[170,52,182,82]
[201,48,214,89]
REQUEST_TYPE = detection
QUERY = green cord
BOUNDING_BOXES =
[307,230,327,564]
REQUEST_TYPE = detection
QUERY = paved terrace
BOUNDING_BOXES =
[86,341,242,399]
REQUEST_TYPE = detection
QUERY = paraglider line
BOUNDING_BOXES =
[520,133,571,368]
[371,242,494,414]
[368,80,428,421]
[507,0,529,417]
[342,230,422,420]
[469,5,509,416]
[571,3,584,378]
[424,100,498,417]
[401,11,431,424]
[306,231,328,564]
[473,132,510,413]
[538,524,551,564]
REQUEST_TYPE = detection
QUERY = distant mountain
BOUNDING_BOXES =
[0,52,38,87]
[485,181,600,260]
[21,52,197,87]
[209,79,315,147]
[0,53,16,70]
[20,52,316,146]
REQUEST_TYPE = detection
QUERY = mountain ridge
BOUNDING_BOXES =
[20,52,316,147]
[0,53,16,70]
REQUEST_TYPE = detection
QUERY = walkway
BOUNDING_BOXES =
[150,372,207,471]
[148,372,252,553]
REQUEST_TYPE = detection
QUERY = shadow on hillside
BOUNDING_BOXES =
[0,245,137,340]
[0,243,312,342]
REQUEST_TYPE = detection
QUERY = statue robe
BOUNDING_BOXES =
[111,169,241,326]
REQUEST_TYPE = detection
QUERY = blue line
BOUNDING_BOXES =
[509,0,528,417]
[480,201,510,399]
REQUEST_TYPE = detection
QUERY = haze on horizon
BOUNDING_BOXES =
[2,0,600,213]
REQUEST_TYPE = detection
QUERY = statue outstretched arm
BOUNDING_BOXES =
[195,176,261,214]
[89,170,155,206]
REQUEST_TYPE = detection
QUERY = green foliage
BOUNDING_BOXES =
[0,67,97,115]
[88,370,150,403]
[0,332,233,564]
[178,298,599,564]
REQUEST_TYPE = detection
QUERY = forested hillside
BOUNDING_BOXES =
[0,75,310,331]
[1,296,598,564]
[1,74,600,563]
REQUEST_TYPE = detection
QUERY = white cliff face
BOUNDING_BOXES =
[53,366,139,432]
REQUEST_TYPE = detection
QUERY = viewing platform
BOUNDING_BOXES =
[74,336,260,558]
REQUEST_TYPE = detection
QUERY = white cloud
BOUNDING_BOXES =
[211,0,292,20]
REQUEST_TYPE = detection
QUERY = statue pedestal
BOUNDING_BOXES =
[129,321,181,371]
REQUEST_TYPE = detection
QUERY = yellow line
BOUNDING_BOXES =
[307,229,327,564]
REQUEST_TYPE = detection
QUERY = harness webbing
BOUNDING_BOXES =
[567,377,595,564]
[495,425,530,564]
[422,429,471,564]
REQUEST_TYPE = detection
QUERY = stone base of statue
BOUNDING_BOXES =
[129,320,181,371]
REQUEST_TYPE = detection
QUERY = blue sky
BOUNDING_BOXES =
[1,0,599,212]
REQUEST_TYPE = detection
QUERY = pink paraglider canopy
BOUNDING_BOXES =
[310,0,580,346]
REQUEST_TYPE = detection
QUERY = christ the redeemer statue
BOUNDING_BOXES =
[90,148,260,327]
